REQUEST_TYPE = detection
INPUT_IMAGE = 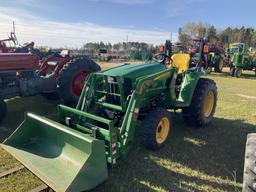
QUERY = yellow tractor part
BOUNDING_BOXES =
[248,47,256,57]
[156,117,170,144]
[171,53,190,74]
[203,90,215,117]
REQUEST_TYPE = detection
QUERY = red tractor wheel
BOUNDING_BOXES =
[57,58,101,107]
[71,70,89,98]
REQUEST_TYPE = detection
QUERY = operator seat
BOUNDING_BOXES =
[171,53,190,74]
[23,41,35,48]
[169,53,191,99]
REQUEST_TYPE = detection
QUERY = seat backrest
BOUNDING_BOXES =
[171,53,190,73]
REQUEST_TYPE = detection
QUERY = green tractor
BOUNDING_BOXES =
[229,43,256,77]
[1,41,218,191]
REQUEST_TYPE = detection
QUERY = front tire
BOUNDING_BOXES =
[230,67,235,76]
[57,58,101,107]
[235,67,242,78]
[182,78,217,127]
[140,108,171,150]
[214,56,224,73]
[0,99,7,122]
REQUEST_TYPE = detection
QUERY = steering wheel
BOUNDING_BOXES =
[153,53,167,63]
[153,53,173,67]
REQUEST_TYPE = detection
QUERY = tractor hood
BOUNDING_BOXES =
[101,62,166,79]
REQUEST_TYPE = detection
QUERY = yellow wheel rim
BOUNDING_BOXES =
[203,90,215,117]
[156,117,170,144]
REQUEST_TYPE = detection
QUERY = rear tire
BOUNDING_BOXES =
[205,66,212,74]
[140,108,171,150]
[235,67,242,78]
[57,58,101,107]
[0,99,7,122]
[182,78,217,127]
[243,134,256,192]
[230,67,235,76]
[214,56,224,73]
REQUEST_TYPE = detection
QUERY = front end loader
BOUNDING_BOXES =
[1,45,218,191]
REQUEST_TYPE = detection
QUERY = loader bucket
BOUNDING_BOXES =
[1,113,108,192]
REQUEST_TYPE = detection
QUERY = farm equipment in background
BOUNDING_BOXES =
[0,51,101,122]
[159,39,210,74]
[229,43,256,77]
[187,38,207,69]
[0,35,48,58]
[0,35,17,53]
[0,23,18,53]
[208,43,225,73]
[98,48,112,61]
[1,22,53,58]
[224,48,232,66]
[98,48,129,62]
[12,41,48,59]
[1,38,218,191]
[189,38,225,73]
[172,42,188,53]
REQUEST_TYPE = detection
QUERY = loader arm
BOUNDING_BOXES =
[118,68,177,156]
[58,67,177,159]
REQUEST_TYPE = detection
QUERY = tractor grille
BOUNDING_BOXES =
[106,76,121,105]
[95,75,123,111]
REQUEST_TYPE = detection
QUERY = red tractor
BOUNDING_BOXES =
[0,50,100,122]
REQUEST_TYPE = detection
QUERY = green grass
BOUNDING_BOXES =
[0,68,256,192]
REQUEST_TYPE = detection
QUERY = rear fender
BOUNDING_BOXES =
[176,71,202,106]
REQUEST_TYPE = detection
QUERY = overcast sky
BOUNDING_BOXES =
[0,0,255,48]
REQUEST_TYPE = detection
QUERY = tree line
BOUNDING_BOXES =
[70,23,256,61]
[82,41,159,60]
[178,22,256,47]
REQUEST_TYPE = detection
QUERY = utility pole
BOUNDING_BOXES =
[126,35,129,54]
[13,21,15,34]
